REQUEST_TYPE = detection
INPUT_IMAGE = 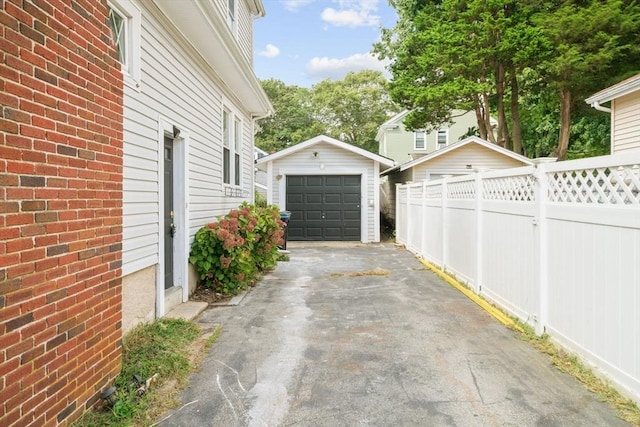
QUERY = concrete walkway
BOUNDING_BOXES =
[159,243,629,426]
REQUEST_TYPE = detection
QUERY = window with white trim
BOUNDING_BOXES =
[223,109,231,184]
[234,118,241,186]
[437,129,448,149]
[222,108,242,187]
[414,131,426,150]
[227,0,236,34]
[107,0,141,88]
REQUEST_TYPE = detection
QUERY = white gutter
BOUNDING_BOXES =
[591,101,612,113]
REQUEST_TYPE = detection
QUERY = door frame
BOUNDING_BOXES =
[157,117,190,317]
[276,168,369,243]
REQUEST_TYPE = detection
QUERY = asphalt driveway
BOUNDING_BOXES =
[159,243,628,426]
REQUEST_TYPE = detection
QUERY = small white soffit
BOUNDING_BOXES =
[153,0,271,116]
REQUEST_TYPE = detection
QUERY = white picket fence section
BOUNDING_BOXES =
[396,151,640,404]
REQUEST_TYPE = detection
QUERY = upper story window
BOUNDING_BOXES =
[227,0,236,34]
[107,0,141,89]
[222,108,242,187]
[437,129,448,149]
[414,131,426,150]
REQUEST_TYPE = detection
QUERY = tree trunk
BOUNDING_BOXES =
[555,88,572,160]
[482,92,497,144]
[495,63,509,149]
[473,95,488,140]
[510,75,523,155]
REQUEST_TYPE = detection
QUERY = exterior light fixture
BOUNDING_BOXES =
[100,386,118,407]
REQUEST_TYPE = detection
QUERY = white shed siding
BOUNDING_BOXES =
[122,4,254,275]
[412,144,525,181]
[268,142,379,242]
[612,93,640,153]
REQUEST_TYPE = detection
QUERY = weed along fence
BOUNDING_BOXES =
[396,151,640,404]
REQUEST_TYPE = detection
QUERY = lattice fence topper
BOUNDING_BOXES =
[447,180,476,199]
[425,184,443,199]
[548,165,640,205]
[483,175,536,202]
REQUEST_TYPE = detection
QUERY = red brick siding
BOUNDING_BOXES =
[1,0,123,425]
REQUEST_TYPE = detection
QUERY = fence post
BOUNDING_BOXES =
[535,164,549,335]
[406,184,412,250]
[395,183,402,243]
[441,177,450,270]
[474,171,484,294]
[421,181,427,257]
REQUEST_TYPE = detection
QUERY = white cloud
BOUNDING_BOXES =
[321,0,380,27]
[305,52,390,80]
[282,0,315,11]
[258,44,281,58]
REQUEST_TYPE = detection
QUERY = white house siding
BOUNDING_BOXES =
[612,92,640,153]
[268,142,379,242]
[123,4,254,276]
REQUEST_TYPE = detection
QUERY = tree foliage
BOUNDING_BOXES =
[375,0,640,159]
[256,71,399,153]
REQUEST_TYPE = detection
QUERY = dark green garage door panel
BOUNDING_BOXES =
[286,175,361,241]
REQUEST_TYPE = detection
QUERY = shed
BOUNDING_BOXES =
[256,135,395,242]
[381,136,534,223]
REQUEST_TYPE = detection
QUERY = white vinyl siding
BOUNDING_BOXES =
[612,93,640,153]
[122,4,255,275]
[267,142,379,243]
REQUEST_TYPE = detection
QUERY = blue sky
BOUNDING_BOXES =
[254,0,397,87]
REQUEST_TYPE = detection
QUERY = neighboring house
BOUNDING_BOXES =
[115,0,271,331]
[256,136,394,242]
[381,136,534,223]
[585,73,640,154]
[376,109,491,163]
[255,146,268,195]
[1,3,124,425]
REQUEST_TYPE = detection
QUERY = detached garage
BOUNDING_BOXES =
[256,135,395,242]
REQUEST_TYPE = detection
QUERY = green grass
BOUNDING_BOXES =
[73,318,201,427]
[514,320,640,426]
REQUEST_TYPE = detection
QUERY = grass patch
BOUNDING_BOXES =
[73,318,203,427]
[331,268,390,278]
[205,326,222,350]
[514,321,640,426]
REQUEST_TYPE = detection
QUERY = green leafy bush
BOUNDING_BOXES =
[189,203,284,295]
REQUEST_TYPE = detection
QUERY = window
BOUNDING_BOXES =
[227,0,236,33]
[223,110,231,184]
[222,109,242,187]
[414,131,426,150]
[107,0,141,88]
[234,118,242,186]
[437,129,448,149]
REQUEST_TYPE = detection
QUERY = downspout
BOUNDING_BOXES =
[591,101,611,113]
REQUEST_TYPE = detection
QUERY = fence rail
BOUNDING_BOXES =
[396,151,640,404]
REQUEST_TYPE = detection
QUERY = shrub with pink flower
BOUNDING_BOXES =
[189,202,285,295]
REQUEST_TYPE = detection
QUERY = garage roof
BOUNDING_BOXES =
[256,135,395,168]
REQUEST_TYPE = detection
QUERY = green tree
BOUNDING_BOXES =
[255,79,324,153]
[375,0,547,154]
[310,70,399,152]
[532,0,640,159]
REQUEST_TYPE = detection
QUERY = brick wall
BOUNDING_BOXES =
[0,0,124,425]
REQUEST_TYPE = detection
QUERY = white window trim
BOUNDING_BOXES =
[414,130,426,150]
[436,129,449,149]
[222,106,242,189]
[227,0,237,36]
[108,0,141,90]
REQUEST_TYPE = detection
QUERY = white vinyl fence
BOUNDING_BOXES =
[396,151,640,403]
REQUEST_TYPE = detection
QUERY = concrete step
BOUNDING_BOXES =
[164,301,208,322]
